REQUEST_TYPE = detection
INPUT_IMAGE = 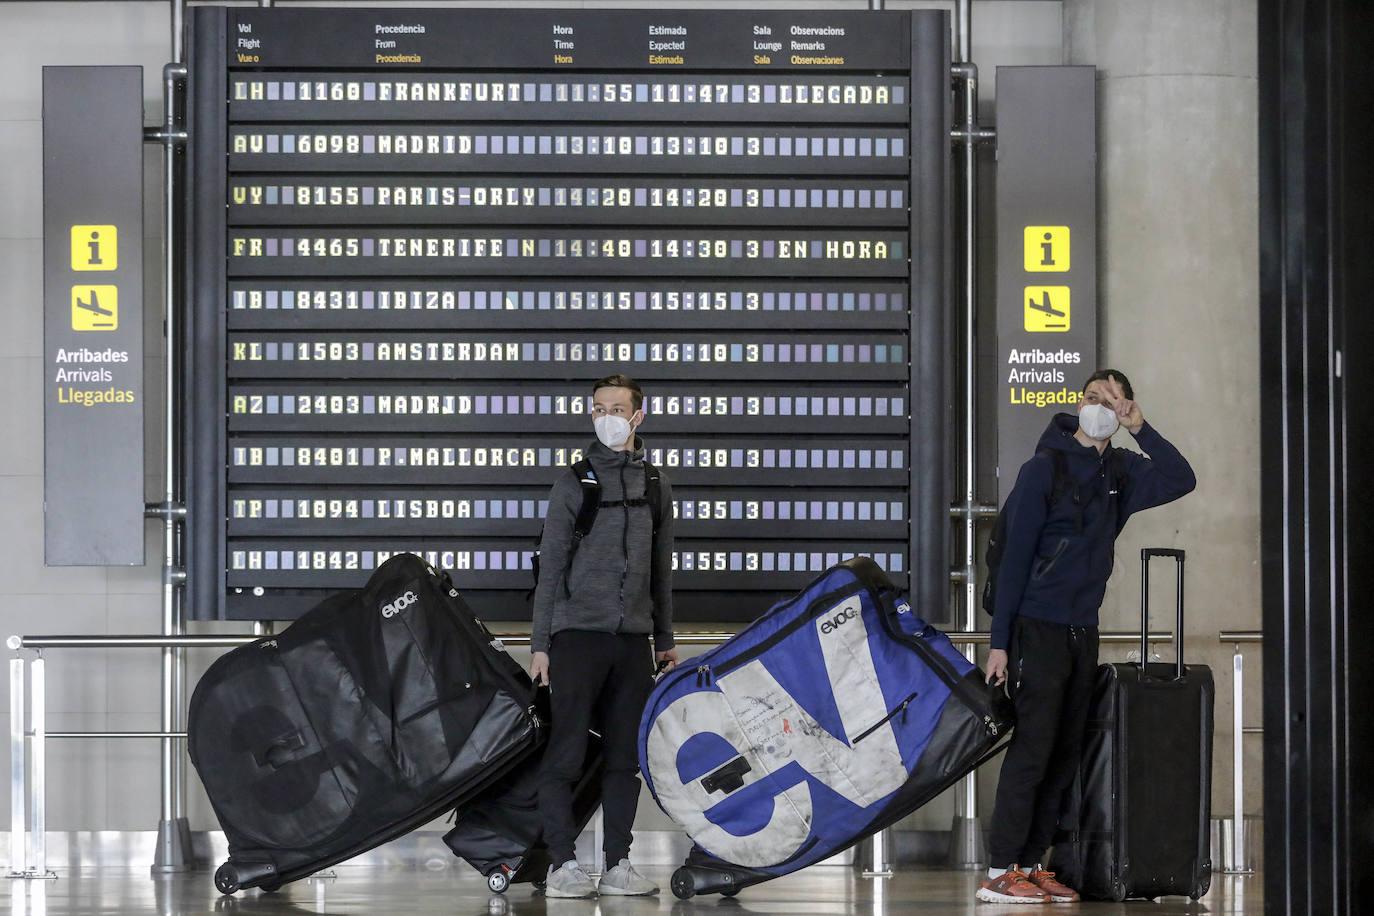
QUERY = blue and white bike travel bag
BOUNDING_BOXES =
[638,556,1013,898]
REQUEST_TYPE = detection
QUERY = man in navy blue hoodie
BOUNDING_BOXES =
[975,370,1196,905]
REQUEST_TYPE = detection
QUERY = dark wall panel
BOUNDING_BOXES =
[1260,1,1374,910]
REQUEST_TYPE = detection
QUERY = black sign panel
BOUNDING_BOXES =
[42,67,145,566]
[994,67,1097,501]
[186,8,952,621]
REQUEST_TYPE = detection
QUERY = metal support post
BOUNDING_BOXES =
[1215,631,1261,875]
[29,657,51,879]
[9,657,25,877]
[1232,646,1245,872]
[151,53,192,873]
[7,654,56,880]
[1224,645,1253,873]
[171,0,184,68]
[590,808,604,876]
[862,828,892,878]
[949,0,990,870]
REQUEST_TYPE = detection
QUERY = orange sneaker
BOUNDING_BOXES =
[976,868,1050,904]
[1028,868,1080,903]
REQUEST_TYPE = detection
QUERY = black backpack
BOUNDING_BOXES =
[529,458,664,598]
[981,448,1129,614]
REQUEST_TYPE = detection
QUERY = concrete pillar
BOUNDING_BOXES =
[1063,0,1260,841]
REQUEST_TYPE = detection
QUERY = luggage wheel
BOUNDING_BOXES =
[214,863,240,896]
[487,867,511,894]
[215,859,277,896]
[670,867,695,900]
[673,864,742,898]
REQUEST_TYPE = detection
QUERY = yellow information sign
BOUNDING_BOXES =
[71,285,118,330]
[70,224,117,271]
[1023,225,1069,272]
[1024,286,1070,332]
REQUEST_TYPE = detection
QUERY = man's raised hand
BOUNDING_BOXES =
[1107,373,1144,433]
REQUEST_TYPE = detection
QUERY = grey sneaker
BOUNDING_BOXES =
[598,858,659,896]
[544,860,596,898]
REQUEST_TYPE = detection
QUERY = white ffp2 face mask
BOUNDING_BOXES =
[1078,402,1120,441]
[594,414,635,448]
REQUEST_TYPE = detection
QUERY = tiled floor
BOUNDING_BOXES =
[3,866,1261,914]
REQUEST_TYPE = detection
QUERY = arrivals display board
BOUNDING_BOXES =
[184,7,952,621]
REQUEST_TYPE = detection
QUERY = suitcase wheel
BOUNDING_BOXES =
[1192,863,1212,900]
[487,867,511,894]
[670,867,696,899]
[215,859,278,896]
[214,863,240,896]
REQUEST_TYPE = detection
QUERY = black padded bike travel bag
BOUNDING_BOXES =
[188,554,543,895]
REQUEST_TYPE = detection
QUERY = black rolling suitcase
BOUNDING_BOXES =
[441,689,606,894]
[444,660,673,892]
[188,554,544,895]
[1049,548,1214,900]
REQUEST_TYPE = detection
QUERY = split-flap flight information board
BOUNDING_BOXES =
[185,7,952,622]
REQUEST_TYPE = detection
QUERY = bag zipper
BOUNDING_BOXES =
[711,582,868,678]
[650,575,866,700]
[880,599,1005,738]
[852,691,918,744]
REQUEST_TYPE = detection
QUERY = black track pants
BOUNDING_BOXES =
[987,616,1099,869]
[538,630,655,869]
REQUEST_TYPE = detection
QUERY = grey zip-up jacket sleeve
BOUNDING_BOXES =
[530,471,580,655]
[530,439,675,655]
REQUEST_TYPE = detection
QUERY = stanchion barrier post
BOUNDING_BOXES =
[9,656,25,877]
[1231,646,1247,872]
[863,827,892,878]
[30,657,46,876]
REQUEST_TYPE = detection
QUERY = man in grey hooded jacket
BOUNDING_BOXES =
[530,374,678,898]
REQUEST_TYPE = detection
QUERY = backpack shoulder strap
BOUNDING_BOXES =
[1044,449,1073,506]
[528,459,599,601]
[641,460,665,597]
[570,458,600,544]
[1043,448,1088,533]
[642,459,663,532]
[1109,446,1131,488]
[1108,447,1133,532]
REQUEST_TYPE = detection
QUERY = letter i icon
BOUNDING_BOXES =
[71,225,118,271]
[1023,226,1069,272]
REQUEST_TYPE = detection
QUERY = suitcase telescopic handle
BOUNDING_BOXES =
[1140,548,1186,678]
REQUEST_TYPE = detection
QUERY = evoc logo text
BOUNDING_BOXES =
[819,605,857,634]
[381,590,419,618]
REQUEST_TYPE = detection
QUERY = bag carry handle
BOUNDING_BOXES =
[1140,547,1185,677]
